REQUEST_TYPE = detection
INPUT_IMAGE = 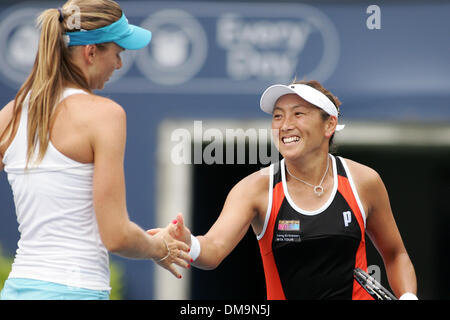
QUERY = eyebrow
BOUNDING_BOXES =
[273,104,307,112]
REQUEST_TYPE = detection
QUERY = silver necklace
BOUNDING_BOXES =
[285,156,330,197]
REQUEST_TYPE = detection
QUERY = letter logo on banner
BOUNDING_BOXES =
[366,5,381,30]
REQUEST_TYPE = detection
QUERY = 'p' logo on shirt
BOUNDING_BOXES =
[342,211,352,227]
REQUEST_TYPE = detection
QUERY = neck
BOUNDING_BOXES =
[62,80,91,92]
[284,152,330,185]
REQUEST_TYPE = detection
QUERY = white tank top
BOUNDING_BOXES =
[3,88,110,291]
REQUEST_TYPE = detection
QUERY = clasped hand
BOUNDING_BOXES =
[147,213,192,279]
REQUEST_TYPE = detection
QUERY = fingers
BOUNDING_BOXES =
[156,243,192,279]
[165,263,183,279]
[175,249,193,266]
[166,213,192,244]
[151,213,193,278]
[167,219,186,241]
[153,230,192,279]
[174,213,185,237]
[155,256,183,279]
[168,238,191,260]
[176,212,184,228]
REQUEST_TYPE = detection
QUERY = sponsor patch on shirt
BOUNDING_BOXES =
[278,220,300,231]
[275,220,301,242]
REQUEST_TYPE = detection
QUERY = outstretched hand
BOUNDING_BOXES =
[147,212,192,245]
[150,218,192,279]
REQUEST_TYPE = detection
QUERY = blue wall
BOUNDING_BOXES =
[0,1,449,299]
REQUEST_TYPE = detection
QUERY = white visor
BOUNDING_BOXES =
[260,84,345,131]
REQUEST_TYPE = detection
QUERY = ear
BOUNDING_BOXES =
[83,44,97,64]
[324,115,337,138]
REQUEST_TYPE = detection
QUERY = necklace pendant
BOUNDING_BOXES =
[314,185,324,197]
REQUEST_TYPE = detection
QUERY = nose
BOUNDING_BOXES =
[116,56,123,70]
[281,115,295,132]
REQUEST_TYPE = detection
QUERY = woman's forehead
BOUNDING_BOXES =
[274,94,316,111]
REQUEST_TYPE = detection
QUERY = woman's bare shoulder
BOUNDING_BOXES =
[63,94,126,128]
[0,100,15,129]
[236,166,272,192]
[340,157,383,189]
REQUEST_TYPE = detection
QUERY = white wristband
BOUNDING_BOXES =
[190,234,201,261]
[399,292,418,300]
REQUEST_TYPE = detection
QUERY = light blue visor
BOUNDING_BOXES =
[66,13,151,50]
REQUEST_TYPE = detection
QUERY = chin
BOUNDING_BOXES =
[281,146,311,162]
[279,148,301,161]
[282,153,301,162]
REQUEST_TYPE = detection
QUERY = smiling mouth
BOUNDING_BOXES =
[282,136,301,144]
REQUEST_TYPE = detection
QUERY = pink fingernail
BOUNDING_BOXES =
[172,219,178,224]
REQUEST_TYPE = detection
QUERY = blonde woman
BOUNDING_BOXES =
[0,0,191,300]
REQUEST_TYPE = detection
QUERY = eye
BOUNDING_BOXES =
[273,113,282,120]
[295,112,304,117]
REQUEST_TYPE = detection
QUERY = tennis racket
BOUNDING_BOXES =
[354,268,397,300]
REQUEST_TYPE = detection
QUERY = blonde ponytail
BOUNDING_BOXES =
[25,9,66,165]
[0,0,122,167]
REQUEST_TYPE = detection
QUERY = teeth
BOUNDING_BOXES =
[283,136,300,144]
